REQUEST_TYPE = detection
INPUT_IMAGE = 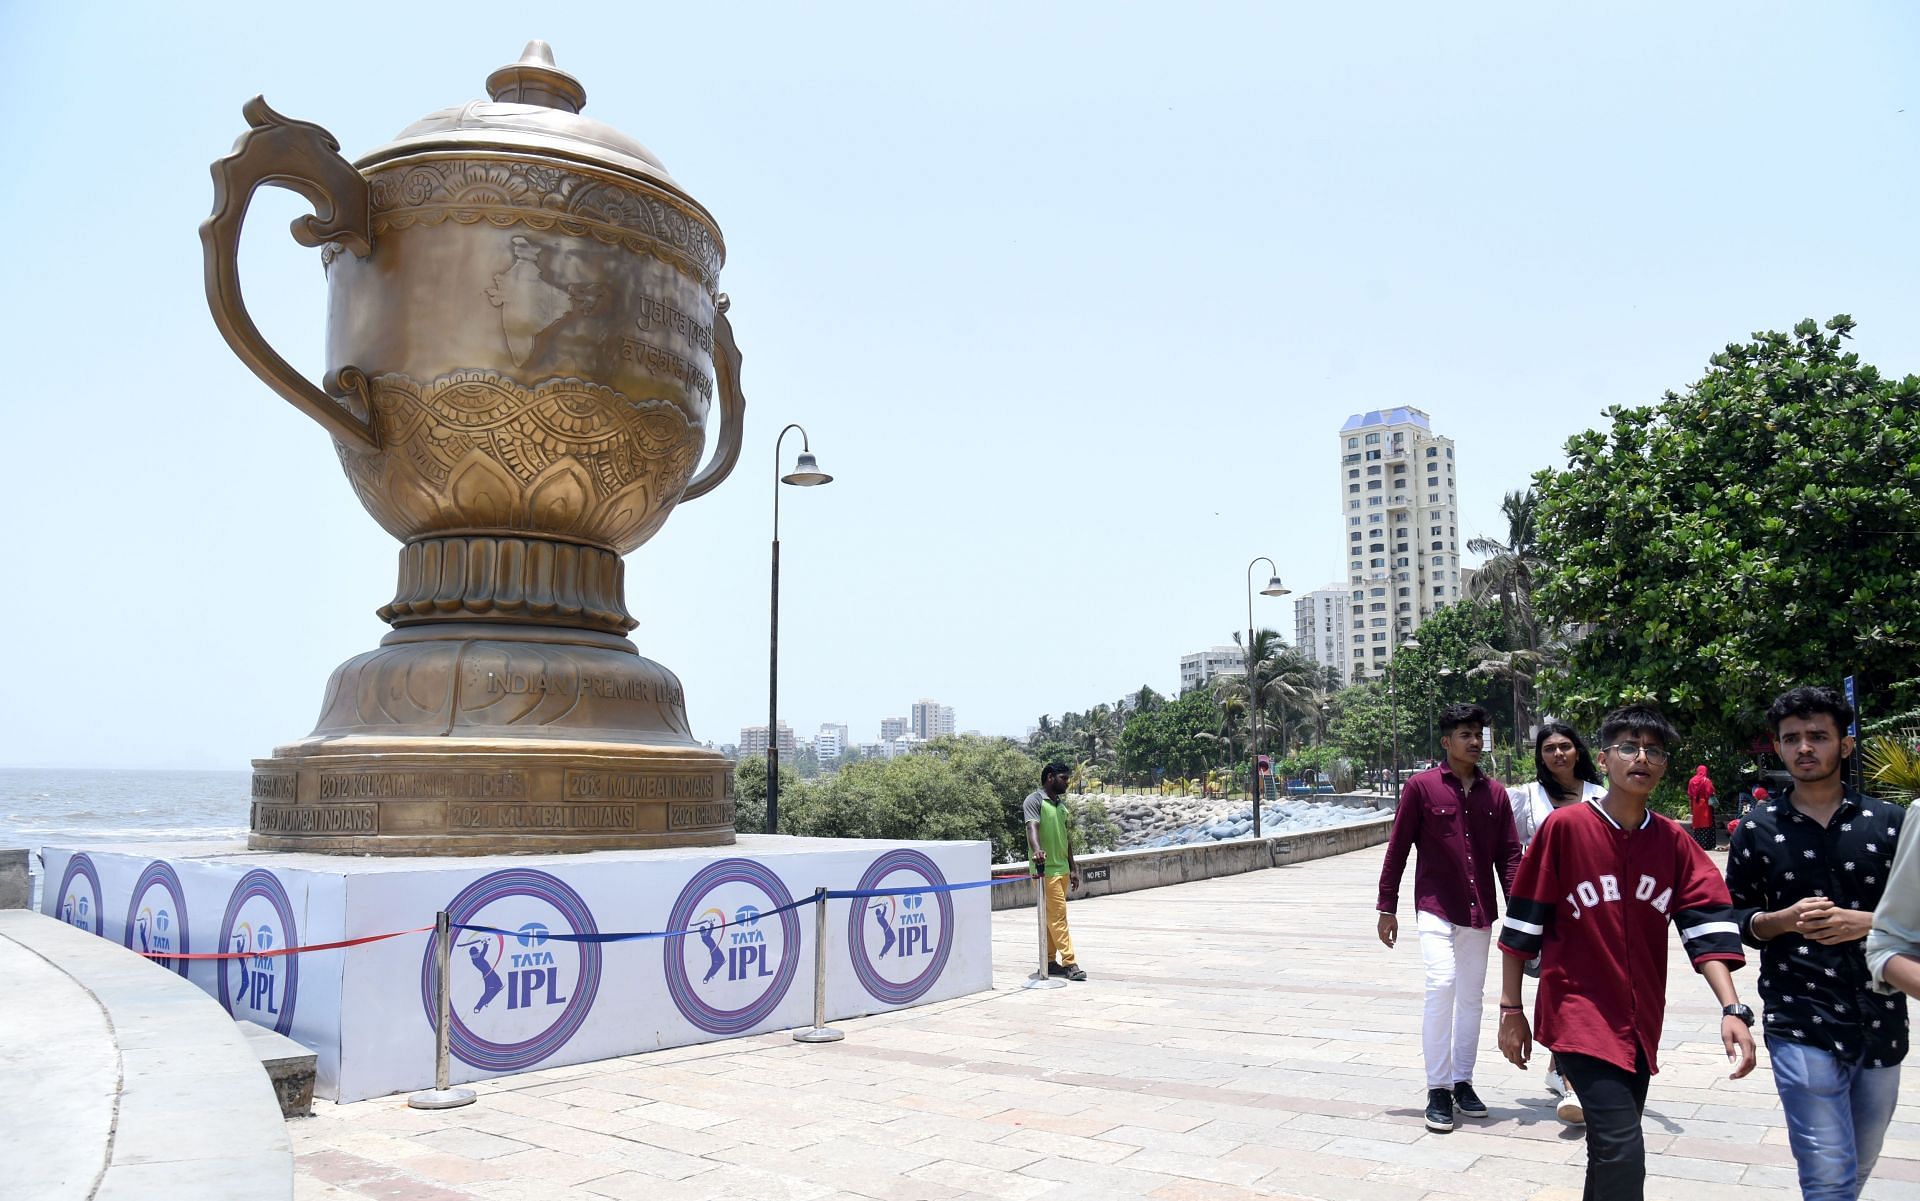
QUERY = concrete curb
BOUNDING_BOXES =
[0,910,293,1201]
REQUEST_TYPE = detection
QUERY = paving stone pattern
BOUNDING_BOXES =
[293,846,1919,1201]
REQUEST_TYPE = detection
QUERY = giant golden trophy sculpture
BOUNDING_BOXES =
[203,43,741,853]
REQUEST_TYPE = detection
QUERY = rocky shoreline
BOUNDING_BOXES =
[1087,791,1386,851]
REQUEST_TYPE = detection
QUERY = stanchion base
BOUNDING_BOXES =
[407,1087,478,1110]
[792,1026,846,1043]
[1022,974,1068,990]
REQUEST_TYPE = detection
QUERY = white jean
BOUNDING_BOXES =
[1416,910,1492,1088]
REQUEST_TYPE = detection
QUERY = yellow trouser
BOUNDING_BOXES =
[1044,874,1075,966]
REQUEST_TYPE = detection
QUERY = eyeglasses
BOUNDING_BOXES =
[1603,743,1671,765]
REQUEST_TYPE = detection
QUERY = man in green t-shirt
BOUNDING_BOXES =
[1024,762,1086,981]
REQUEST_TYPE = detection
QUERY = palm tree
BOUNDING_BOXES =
[1193,693,1247,793]
[1468,488,1562,744]
[1212,630,1323,799]
[1077,704,1119,769]
[1468,488,1544,654]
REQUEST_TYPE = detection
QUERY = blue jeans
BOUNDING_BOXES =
[1767,1037,1902,1201]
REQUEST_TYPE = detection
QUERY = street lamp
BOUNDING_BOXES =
[1389,637,1419,797]
[768,423,832,835]
[1245,557,1289,837]
[1431,665,1455,760]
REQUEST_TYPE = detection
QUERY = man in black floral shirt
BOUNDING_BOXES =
[1726,686,1907,1201]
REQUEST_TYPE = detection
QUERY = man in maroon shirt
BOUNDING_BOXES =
[1376,702,1523,1132]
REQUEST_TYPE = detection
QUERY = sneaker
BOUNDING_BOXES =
[1556,1085,1585,1125]
[1543,1067,1564,1097]
[1452,1081,1488,1118]
[1424,1087,1455,1133]
[1046,961,1067,977]
[1064,963,1087,982]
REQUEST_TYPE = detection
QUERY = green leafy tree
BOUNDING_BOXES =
[1117,688,1219,779]
[731,756,798,834]
[782,735,1044,859]
[1533,315,1920,773]
[1328,679,1417,782]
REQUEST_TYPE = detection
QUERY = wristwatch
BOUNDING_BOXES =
[1722,1003,1755,1027]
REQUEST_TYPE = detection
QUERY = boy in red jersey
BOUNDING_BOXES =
[1496,704,1756,1201]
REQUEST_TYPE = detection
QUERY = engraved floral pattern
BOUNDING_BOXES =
[335,370,703,553]
[363,158,723,289]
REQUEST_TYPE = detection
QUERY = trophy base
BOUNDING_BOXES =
[248,739,735,855]
[247,621,735,855]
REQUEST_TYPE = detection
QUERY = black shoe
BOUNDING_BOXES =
[1452,1081,1487,1118]
[1064,963,1087,981]
[1424,1087,1455,1133]
[1047,961,1067,976]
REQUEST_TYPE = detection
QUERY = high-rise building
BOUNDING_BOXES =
[879,716,909,742]
[1338,406,1461,681]
[911,699,955,740]
[815,723,849,762]
[1293,584,1350,681]
[1179,646,1244,694]
[738,722,797,757]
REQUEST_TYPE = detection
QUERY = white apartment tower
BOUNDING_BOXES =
[1338,407,1461,681]
[738,722,797,757]
[1179,646,1244,694]
[1292,584,1350,681]
[910,699,955,740]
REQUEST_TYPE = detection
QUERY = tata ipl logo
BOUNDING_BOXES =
[217,869,299,1036]
[419,869,601,1073]
[122,861,192,977]
[664,859,800,1035]
[51,853,104,936]
[848,849,954,1005]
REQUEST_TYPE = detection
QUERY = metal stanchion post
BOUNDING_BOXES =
[793,887,844,1043]
[1023,874,1066,990]
[409,910,476,1110]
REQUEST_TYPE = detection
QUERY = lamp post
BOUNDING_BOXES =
[1389,637,1419,797]
[1244,558,1290,837]
[1431,665,1454,760]
[768,424,832,835]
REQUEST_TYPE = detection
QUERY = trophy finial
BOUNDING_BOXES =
[486,41,586,113]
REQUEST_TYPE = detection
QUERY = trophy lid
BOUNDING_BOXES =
[357,41,705,212]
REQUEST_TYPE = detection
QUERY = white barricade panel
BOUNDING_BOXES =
[40,838,993,1103]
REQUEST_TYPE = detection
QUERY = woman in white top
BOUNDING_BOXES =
[1508,719,1606,1125]
[1510,720,1606,850]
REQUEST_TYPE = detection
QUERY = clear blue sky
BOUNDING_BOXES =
[2,2,1914,768]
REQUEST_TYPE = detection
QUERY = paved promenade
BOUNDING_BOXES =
[292,845,1920,1201]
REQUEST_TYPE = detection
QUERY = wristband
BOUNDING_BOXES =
[1498,1003,1524,1012]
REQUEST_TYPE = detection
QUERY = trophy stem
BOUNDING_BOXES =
[378,535,636,635]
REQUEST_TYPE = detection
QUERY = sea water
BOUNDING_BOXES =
[0,768,249,907]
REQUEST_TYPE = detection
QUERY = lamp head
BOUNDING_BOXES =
[781,451,833,487]
[1260,576,1289,598]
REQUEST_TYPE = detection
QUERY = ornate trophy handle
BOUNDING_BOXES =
[200,97,378,449]
[680,294,747,500]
